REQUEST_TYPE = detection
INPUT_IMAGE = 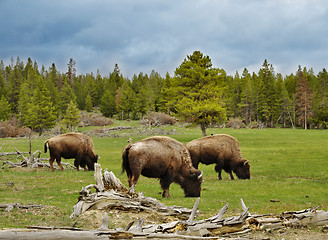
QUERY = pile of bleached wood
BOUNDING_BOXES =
[68,163,328,239]
[1,148,76,170]
[70,163,194,220]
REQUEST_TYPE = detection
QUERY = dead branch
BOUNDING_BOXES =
[0,203,42,212]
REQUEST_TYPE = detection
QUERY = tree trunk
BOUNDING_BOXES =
[200,124,207,136]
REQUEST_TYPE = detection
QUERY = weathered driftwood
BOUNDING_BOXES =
[0,151,29,156]
[0,203,42,212]
[1,148,76,170]
[69,163,328,239]
[71,163,194,219]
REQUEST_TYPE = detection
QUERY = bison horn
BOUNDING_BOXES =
[198,171,203,180]
[244,160,249,166]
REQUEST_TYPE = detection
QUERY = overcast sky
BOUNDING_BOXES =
[0,0,327,78]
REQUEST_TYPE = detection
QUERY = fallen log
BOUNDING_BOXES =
[0,203,42,212]
[0,151,29,156]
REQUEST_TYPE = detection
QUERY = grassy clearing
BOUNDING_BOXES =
[0,123,327,229]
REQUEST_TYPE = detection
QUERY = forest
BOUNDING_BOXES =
[0,51,328,135]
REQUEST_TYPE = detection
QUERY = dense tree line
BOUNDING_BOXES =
[0,53,327,135]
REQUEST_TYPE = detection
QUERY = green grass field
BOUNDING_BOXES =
[0,123,327,229]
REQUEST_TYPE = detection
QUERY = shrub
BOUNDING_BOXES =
[140,112,176,126]
[226,118,246,129]
[0,118,31,138]
[79,112,113,127]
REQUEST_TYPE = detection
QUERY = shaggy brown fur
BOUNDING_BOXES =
[44,133,98,171]
[186,134,250,180]
[122,136,203,198]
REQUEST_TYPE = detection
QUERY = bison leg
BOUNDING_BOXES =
[215,164,223,180]
[49,156,55,172]
[229,171,235,180]
[55,157,64,171]
[160,170,174,198]
[74,154,83,171]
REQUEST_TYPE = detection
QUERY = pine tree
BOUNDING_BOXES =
[100,90,116,117]
[116,81,136,119]
[7,60,24,113]
[58,78,77,114]
[257,59,278,127]
[313,68,328,127]
[46,63,60,115]
[26,77,56,135]
[295,66,313,129]
[166,51,226,136]
[0,96,11,120]
[66,58,76,86]
[239,68,253,124]
[62,100,80,131]
[85,93,93,112]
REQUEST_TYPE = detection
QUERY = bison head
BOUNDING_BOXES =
[234,159,250,179]
[179,170,203,197]
[81,154,99,171]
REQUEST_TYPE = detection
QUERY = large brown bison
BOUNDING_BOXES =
[122,136,203,198]
[186,134,250,180]
[44,133,98,171]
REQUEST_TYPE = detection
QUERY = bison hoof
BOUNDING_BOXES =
[128,185,136,195]
[162,191,170,198]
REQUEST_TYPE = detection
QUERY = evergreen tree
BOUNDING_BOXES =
[85,93,93,112]
[66,58,76,86]
[239,68,253,124]
[0,68,7,99]
[26,77,56,135]
[46,63,60,114]
[58,78,77,114]
[313,68,328,127]
[166,51,226,136]
[0,95,11,120]
[100,90,116,117]
[257,60,278,127]
[116,81,136,119]
[94,72,105,107]
[62,100,80,130]
[7,60,24,113]
[295,66,313,129]
[158,72,173,114]
[226,71,242,118]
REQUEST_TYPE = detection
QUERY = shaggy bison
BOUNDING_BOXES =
[122,136,203,198]
[44,133,98,171]
[186,134,250,180]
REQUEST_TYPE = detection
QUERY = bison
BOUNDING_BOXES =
[122,136,203,198]
[186,134,250,180]
[44,133,98,171]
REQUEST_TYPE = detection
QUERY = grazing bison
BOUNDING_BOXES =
[44,133,98,171]
[122,136,203,198]
[186,134,250,180]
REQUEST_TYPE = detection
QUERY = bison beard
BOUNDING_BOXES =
[122,136,203,198]
[44,133,98,171]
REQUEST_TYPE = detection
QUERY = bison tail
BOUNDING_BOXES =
[121,145,131,174]
[44,140,49,153]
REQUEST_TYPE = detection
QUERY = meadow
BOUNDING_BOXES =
[0,122,327,229]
